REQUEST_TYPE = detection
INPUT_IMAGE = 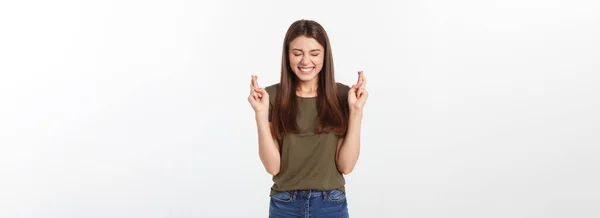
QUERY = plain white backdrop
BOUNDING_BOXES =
[1,0,599,217]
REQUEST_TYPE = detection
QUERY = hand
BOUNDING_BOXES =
[348,71,368,112]
[247,75,270,116]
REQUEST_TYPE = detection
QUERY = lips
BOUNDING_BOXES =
[298,67,314,74]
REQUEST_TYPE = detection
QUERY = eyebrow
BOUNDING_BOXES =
[292,48,321,52]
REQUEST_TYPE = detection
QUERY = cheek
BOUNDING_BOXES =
[313,56,324,67]
[289,56,300,66]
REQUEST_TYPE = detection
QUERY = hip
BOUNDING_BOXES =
[269,189,349,218]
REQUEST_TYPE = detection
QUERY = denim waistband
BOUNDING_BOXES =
[287,189,328,197]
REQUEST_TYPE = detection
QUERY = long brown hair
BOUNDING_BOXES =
[270,19,348,142]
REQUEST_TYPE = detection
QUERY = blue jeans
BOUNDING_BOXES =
[269,189,349,218]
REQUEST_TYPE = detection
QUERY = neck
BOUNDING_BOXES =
[297,77,319,92]
[296,77,319,97]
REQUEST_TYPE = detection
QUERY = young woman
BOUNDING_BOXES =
[247,19,368,218]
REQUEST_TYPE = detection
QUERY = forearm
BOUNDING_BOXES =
[337,110,363,174]
[255,113,281,175]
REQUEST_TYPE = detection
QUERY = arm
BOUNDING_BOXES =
[248,76,281,176]
[255,113,281,176]
[336,71,368,175]
[336,110,363,175]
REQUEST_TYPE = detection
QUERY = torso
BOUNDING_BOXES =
[265,83,350,196]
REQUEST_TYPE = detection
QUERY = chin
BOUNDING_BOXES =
[295,73,317,82]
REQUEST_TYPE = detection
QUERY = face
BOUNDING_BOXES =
[288,35,325,83]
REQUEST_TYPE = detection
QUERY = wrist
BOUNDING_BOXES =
[255,111,269,121]
[349,109,363,117]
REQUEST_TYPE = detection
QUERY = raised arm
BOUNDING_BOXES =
[336,71,368,175]
[248,75,281,176]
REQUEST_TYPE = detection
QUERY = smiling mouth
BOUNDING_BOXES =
[299,67,314,74]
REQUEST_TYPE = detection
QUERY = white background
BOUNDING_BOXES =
[1,0,599,217]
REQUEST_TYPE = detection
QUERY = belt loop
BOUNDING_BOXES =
[323,190,328,200]
[292,190,297,200]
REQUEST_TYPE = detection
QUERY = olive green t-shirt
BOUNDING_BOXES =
[264,82,351,196]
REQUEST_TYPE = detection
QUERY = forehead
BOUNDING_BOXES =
[289,36,324,51]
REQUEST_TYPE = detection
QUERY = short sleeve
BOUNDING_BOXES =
[268,103,273,122]
[265,83,279,122]
[336,82,351,118]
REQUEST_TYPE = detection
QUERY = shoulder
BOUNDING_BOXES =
[266,83,348,96]
[265,83,279,95]
[264,83,279,103]
[336,82,351,95]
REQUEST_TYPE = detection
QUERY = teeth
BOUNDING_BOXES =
[300,67,314,72]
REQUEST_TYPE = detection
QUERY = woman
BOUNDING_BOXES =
[248,19,368,218]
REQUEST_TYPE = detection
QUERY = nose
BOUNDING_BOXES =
[300,55,311,65]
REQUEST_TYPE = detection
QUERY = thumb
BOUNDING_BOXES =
[248,94,258,103]
[255,88,268,97]
[257,88,267,94]
[255,88,269,102]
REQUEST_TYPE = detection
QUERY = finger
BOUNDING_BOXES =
[348,85,357,94]
[360,72,367,89]
[357,88,366,98]
[253,75,259,87]
[248,93,257,102]
[349,85,360,98]
[356,71,363,87]
[250,81,257,93]
[253,75,260,88]
[356,71,364,89]
[255,88,266,98]
[250,80,256,94]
